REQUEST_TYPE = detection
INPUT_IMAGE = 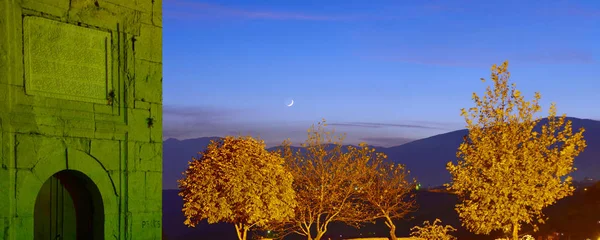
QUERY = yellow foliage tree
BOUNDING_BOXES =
[271,120,380,240]
[178,136,297,240]
[360,161,417,240]
[446,61,587,240]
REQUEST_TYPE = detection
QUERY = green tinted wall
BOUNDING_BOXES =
[0,0,163,239]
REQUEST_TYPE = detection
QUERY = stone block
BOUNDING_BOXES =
[124,37,136,107]
[140,8,162,28]
[127,171,146,212]
[108,170,122,196]
[64,126,96,138]
[37,125,64,137]
[138,0,155,13]
[15,135,38,169]
[15,170,42,215]
[59,105,95,118]
[21,0,70,18]
[0,2,8,85]
[34,115,62,127]
[11,85,30,106]
[10,111,37,126]
[15,134,64,169]
[11,216,34,239]
[135,59,162,104]
[150,103,162,142]
[0,168,10,216]
[94,112,123,122]
[94,130,115,140]
[64,137,92,154]
[129,211,162,240]
[67,0,139,32]
[113,131,127,141]
[152,0,162,27]
[102,0,143,12]
[66,118,96,131]
[11,123,41,135]
[145,171,161,212]
[0,122,4,167]
[120,8,142,36]
[134,99,151,110]
[95,120,116,133]
[40,100,94,115]
[136,23,162,62]
[0,85,8,115]
[104,213,121,239]
[94,103,116,115]
[135,142,161,172]
[91,139,121,171]
[114,122,128,135]
[127,108,151,142]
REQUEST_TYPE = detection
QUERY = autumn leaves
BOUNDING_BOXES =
[177,121,417,240]
[446,61,586,240]
[177,136,296,240]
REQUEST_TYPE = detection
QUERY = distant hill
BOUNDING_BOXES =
[163,117,600,189]
[384,117,600,187]
[162,137,221,190]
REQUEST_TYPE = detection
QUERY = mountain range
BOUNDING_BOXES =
[162,117,600,189]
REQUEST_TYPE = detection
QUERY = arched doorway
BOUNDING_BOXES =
[34,170,105,240]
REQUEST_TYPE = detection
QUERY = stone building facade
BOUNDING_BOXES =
[0,0,163,239]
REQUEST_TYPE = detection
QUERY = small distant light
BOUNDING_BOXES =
[267,230,271,234]
[585,188,588,191]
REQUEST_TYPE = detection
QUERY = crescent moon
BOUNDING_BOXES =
[286,99,294,107]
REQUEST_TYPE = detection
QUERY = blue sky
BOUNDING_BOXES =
[162,0,600,147]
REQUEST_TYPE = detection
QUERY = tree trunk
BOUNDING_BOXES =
[314,231,324,240]
[389,225,397,240]
[385,216,397,240]
[512,222,519,240]
[234,224,248,240]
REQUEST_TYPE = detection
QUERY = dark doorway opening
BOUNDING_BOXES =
[34,170,105,240]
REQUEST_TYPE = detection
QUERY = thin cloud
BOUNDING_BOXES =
[163,105,312,146]
[163,104,250,140]
[566,6,600,17]
[329,122,447,130]
[420,2,466,13]
[516,49,595,65]
[163,105,440,147]
[164,0,363,21]
[536,2,600,18]
[360,55,487,68]
[359,137,415,148]
[359,47,595,68]
[163,104,249,118]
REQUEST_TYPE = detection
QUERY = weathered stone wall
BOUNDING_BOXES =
[0,0,162,239]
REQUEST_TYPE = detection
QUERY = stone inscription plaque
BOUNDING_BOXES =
[23,16,112,104]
